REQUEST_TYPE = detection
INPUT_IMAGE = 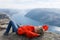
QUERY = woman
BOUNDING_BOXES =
[17,25,48,38]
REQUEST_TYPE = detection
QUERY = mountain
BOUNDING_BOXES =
[25,8,60,26]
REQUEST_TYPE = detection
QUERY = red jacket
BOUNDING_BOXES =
[17,25,40,38]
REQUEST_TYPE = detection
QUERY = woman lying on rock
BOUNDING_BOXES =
[4,20,48,38]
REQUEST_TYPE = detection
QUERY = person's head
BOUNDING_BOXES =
[35,25,48,34]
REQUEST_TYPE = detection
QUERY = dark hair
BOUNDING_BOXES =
[38,28,44,36]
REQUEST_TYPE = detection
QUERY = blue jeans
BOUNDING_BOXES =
[4,20,19,34]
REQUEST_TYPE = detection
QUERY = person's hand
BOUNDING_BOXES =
[37,34,40,37]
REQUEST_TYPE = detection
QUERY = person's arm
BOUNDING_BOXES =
[22,27,40,38]
[25,30,40,38]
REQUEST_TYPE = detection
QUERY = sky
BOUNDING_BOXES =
[0,0,60,9]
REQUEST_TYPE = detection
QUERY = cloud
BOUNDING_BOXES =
[0,0,60,4]
[0,0,60,9]
[0,2,60,9]
[0,0,35,4]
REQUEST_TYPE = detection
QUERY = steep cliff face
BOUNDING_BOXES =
[25,9,60,26]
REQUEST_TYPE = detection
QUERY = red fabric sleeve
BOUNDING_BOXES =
[26,30,40,38]
[23,27,40,38]
[17,27,25,35]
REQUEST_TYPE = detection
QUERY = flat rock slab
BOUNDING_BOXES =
[0,30,60,40]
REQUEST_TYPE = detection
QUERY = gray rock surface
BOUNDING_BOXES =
[0,13,10,31]
[0,30,60,40]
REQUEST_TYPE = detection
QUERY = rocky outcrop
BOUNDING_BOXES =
[0,14,10,31]
[0,31,60,40]
[0,14,9,19]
